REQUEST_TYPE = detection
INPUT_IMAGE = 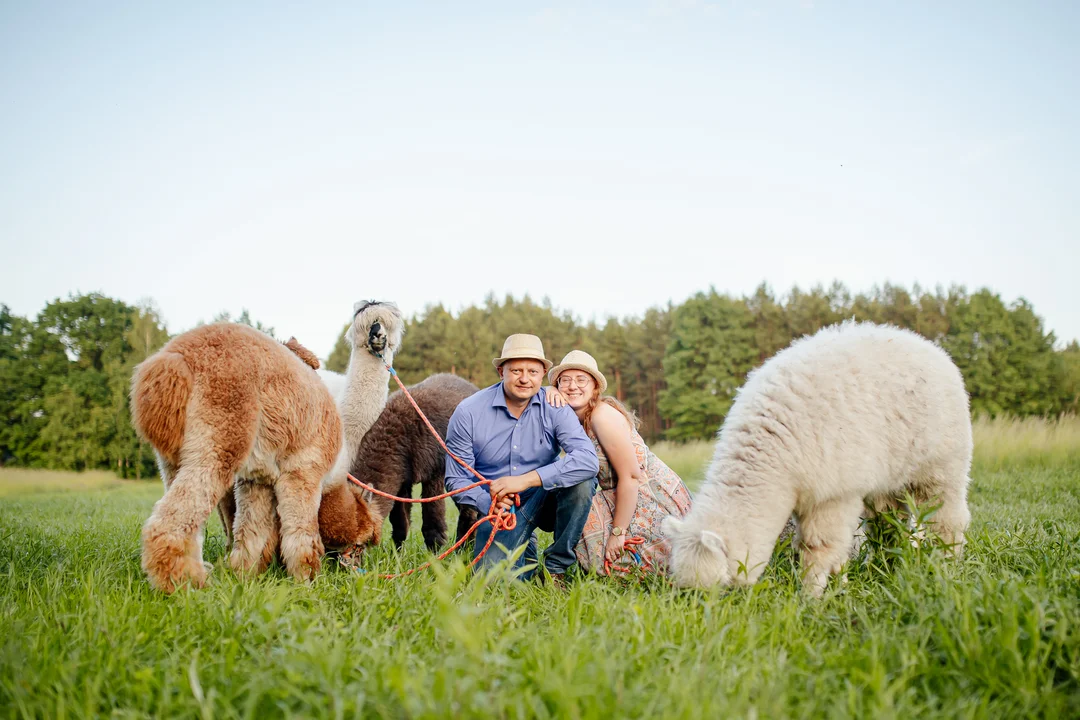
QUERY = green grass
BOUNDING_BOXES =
[2,418,1080,718]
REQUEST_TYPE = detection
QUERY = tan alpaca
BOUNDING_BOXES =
[131,323,341,593]
[212,301,404,563]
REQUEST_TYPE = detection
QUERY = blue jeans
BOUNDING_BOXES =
[472,478,598,579]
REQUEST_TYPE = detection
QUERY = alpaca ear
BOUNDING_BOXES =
[700,530,727,556]
[661,516,683,536]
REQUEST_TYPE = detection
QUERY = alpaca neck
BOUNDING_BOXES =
[341,348,392,447]
[326,347,392,488]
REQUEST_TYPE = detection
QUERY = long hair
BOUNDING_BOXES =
[581,393,639,439]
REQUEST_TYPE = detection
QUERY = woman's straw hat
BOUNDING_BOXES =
[548,350,607,393]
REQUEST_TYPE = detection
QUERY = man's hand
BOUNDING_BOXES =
[490,473,541,503]
[545,387,567,408]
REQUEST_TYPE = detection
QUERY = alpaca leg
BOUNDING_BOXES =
[390,500,411,548]
[797,496,865,597]
[273,467,325,582]
[229,480,280,576]
[915,465,971,557]
[455,505,480,549]
[217,486,238,552]
[156,454,177,492]
[419,472,449,551]
[141,462,232,593]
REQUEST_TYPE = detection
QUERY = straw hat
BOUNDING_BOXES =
[492,333,553,371]
[548,350,607,393]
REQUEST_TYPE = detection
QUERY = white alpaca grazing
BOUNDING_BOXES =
[663,321,973,597]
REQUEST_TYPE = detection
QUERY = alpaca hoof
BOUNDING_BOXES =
[229,547,271,577]
[144,549,209,594]
[282,534,324,583]
[142,529,209,593]
[289,549,322,583]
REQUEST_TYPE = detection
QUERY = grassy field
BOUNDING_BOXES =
[1,417,1078,718]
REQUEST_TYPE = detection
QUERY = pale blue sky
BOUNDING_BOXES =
[3,1,1077,357]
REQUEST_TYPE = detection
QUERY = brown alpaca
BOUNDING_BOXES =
[349,373,481,550]
[131,323,348,593]
[212,302,405,563]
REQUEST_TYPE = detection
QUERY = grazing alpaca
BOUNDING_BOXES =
[663,321,973,597]
[314,301,407,550]
[132,324,339,593]
[212,302,404,564]
[348,373,480,551]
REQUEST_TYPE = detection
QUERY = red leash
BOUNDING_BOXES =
[603,535,652,577]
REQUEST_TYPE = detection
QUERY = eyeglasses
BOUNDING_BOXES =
[556,375,593,389]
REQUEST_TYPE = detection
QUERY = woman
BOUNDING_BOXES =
[547,350,693,575]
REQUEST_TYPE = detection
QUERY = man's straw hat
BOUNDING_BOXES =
[492,334,553,371]
[548,350,608,393]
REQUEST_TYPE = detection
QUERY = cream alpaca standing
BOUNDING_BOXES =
[314,301,407,548]
[323,301,404,487]
[663,321,973,597]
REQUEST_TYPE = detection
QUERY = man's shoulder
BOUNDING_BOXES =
[537,389,575,420]
[454,382,501,416]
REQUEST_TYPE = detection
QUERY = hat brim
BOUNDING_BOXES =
[548,362,607,394]
[493,355,554,371]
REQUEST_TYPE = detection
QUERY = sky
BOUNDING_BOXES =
[2,1,1077,358]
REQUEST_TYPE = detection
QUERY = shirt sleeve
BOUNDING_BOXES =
[444,405,491,515]
[534,404,600,491]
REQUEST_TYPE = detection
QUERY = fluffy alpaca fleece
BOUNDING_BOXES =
[315,301,407,550]
[131,323,341,593]
[212,302,405,556]
[663,321,973,596]
[349,373,481,550]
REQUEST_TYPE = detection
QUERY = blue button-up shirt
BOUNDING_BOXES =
[444,383,599,514]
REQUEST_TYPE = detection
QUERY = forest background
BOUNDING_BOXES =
[2,281,1077,479]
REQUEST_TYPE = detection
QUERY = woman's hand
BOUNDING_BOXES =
[545,387,567,407]
[604,533,626,563]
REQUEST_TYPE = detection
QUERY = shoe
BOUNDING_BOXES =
[540,571,569,591]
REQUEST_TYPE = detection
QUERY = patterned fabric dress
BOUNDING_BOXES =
[574,429,694,575]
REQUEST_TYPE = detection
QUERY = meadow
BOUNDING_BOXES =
[1,417,1078,718]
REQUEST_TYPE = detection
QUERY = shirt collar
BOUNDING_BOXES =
[490,382,543,409]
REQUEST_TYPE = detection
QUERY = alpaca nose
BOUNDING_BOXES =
[369,322,382,343]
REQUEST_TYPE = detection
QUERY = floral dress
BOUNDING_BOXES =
[574,429,693,575]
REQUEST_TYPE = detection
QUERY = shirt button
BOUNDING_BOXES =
[513,466,517,471]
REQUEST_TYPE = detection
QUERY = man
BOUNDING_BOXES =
[444,333,599,584]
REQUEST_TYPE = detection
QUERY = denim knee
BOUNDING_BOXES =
[557,477,597,508]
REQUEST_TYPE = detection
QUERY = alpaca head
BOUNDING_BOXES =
[318,481,383,550]
[349,301,404,358]
[662,516,732,589]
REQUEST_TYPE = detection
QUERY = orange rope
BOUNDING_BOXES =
[603,535,651,577]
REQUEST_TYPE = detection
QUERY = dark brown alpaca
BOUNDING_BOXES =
[349,373,481,550]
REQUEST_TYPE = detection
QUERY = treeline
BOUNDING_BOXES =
[329,282,1080,442]
[2,283,1078,477]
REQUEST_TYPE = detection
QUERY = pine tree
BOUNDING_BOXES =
[659,290,757,441]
